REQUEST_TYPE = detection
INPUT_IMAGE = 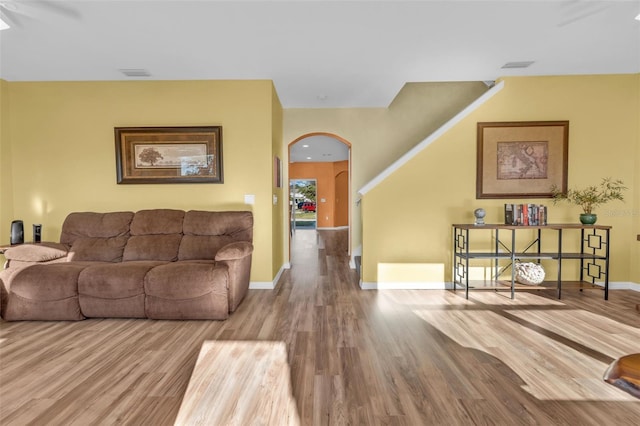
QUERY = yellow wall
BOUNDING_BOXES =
[271,85,285,276]
[362,74,639,284]
[1,80,283,282]
[633,74,640,283]
[283,82,489,255]
[0,79,11,245]
[4,76,633,285]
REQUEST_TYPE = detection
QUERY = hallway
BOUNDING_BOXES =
[290,229,350,271]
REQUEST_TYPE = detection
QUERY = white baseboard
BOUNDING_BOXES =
[359,281,448,290]
[378,282,448,290]
[249,262,291,290]
[358,281,640,292]
[607,281,640,291]
[249,281,276,290]
[359,280,377,290]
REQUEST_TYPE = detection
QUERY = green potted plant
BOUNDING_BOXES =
[550,177,627,224]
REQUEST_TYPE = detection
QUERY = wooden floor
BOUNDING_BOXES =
[1,229,640,425]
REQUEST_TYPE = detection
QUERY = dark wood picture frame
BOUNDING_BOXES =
[476,121,568,199]
[114,126,223,184]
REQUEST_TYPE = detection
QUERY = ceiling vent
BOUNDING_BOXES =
[501,61,535,69]
[119,69,151,77]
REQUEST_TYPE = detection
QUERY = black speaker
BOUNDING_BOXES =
[10,220,24,245]
[33,224,42,243]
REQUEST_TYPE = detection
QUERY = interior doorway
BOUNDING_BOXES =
[334,170,349,227]
[290,179,317,231]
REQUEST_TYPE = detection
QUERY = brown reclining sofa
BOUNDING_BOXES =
[0,209,253,321]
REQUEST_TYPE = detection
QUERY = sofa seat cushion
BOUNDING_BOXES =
[144,261,229,320]
[3,263,98,321]
[78,261,164,318]
[78,261,165,298]
[0,266,24,318]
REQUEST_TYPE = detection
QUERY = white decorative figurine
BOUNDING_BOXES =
[474,208,486,226]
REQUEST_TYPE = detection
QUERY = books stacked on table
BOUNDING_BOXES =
[504,204,547,226]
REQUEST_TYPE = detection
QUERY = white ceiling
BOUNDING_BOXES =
[289,135,350,163]
[0,0,639,108]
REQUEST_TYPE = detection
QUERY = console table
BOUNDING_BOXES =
[452,224,611,300]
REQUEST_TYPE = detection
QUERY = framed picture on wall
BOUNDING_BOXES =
[476,121,569,199]
[114,126,223,184]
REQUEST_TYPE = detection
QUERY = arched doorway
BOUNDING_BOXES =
[288,133,351,259]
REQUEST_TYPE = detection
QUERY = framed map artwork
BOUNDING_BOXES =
[476,121,569,199]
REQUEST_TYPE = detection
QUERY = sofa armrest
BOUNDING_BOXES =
[214,242,253,313]
[215,241,253,261]
[3,242,69,263]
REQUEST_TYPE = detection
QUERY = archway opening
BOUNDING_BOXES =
[288,133,352,262]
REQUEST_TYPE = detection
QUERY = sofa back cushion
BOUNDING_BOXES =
[122,209,185,261]
[59,209,252,263]
[61,212,134,262]
[178,211,253,260]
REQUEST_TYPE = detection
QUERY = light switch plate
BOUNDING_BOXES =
[244,194,255,205]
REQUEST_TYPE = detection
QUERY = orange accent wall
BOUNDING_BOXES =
[289,160,348,228]
[335,170,349,227]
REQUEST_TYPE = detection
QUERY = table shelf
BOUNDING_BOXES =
[454,252,608,260]
[452,224,611,300]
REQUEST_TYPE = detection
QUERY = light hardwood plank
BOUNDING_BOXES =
[1,228,640,425]
[174,341,299,425]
